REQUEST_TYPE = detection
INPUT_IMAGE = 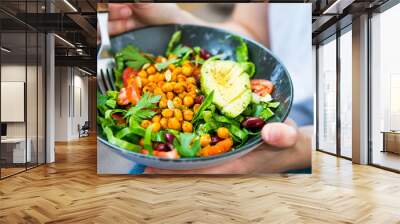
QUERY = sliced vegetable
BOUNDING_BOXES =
[192,91,214,124]
[104,127,141,152]
[144,125,154,155]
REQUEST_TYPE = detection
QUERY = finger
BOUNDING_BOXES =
[108,4,133,20]
[261,122,298,148]
[107,19,137,36]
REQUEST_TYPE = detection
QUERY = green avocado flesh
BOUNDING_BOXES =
[200,60,252,118]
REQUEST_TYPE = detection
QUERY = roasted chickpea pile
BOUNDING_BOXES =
[137,57,202,134]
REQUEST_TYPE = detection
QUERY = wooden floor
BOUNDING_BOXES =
[1,136,400,224]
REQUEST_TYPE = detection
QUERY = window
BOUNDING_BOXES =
[370,3,400,171]
[317,37,337,154]
[339,29,352,158]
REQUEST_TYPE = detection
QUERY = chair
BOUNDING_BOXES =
[78,121,90,138]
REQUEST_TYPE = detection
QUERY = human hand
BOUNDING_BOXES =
[144,120,312,174]
[104,3,198,37]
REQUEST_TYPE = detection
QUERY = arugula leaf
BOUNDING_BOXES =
[155,58,180,71]
[144,125,153,155]
[229,125,248,146]
[240,62,256,78]
[192,91,214,124]
[104,126,142,152]
[114,55,125,89]
[173,133,201,158]
[260,108,275,121]
[231,36,248,62]
[267,102,280,108]
[166,31,182,56]
[97,91,108,115]
[105,99,116,109]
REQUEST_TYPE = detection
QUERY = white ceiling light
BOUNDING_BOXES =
[63,0,78,12]
[54,34,75,48]
[78,67,92,76]
[1,47,11,53]
[323,0,355,15]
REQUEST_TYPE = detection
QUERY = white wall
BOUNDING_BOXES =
[54,67,89,141]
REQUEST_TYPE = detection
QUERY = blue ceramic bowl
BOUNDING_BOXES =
[98,24,293,170]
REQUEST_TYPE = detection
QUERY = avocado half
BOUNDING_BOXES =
[200,60,252,118]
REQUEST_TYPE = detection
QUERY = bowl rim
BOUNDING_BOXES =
[98,23,294,162]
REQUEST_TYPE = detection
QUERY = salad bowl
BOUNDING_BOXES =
[97,24,293,170]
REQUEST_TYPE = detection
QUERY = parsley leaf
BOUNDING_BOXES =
[173,133,201,158]
[119,45,151,70]
[124,92,161,124]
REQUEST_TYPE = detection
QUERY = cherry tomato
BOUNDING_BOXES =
[122,67,137,87]
[154,149,179,159]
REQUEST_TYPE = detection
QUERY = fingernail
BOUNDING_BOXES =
[120,7,132,17]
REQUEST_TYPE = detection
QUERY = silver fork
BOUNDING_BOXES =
[97,3,115,94]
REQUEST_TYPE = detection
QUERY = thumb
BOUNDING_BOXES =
[261,122,298,148]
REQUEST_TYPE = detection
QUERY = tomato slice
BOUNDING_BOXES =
[122,67,137,87]
[251,79,274,96]
[117,88,130,106]
[126,83,141,105]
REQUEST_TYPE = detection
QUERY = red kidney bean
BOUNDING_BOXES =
[242,117,265,129]
[211,136,222,145]
[200,49,211,59]
[194,95,204,104]
[166,143,174,151]
[164,133,175,143]
[155,143,169,152]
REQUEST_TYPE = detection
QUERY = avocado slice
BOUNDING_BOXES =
[200,60,252,118]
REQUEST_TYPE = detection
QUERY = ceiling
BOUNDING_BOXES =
[0,0,96,74]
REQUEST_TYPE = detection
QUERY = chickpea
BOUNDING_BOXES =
[157,73,165,82]
[154,87,163,95]
[178,92,187,99]
[139,138,145,146]
[174,109,183,121]
[148,75,156,82]
[182,121,193,133]
[177,74,186,82]
[152,115,161,123]
[200,134,211,147]
[141,120,152,128]
[146,65,156,74]
[160,118,168,129]
[173,97,183,108]
[152,122,161,132]
[162,83,174,92]
[182,64,193,76]
[217,127,230,139]
[183,95,194,107]
[186,77,196,85]
[168,54,177,60]
[166,92,175,100]
[168,63,175,70]
[186,83,197,92]
[159,99,168,109]
[193,104,201,113]
[138,70,147,78]
[174,83,185,94]
[155,56,166,63]
[141,77,149,86]
[171,73,177,82]
[168,117,181,130]
[172,67,182,76]
[183,110,194,121]
[161,109,174,118]
[187,91,197,99]
[157,81,165,88]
